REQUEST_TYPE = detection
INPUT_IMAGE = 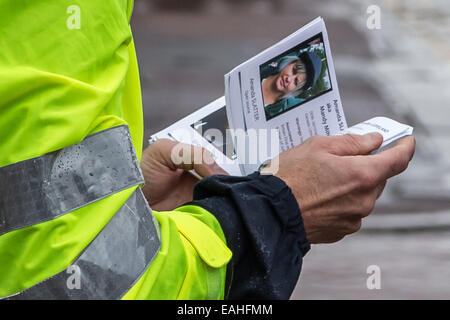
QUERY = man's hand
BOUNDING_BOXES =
[266,133,415,244]
[141,139,228,211]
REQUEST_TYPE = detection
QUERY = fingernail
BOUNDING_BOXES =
[366,132,382,140]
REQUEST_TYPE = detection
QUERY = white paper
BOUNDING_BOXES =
[150,97,242,176]
[149,18,414,178]
[224,17,347,174]
[338,117,414,151]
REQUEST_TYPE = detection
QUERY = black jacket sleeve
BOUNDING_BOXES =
[191,172,310,300]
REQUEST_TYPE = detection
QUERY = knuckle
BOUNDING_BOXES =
[348,163,363,182]
[390,149,410,175]
[389,149,401,169]
[356,169,377,189]
[327,232,346,243]
[334,234,346,243]
[399,153,410,171]
[342,219,362,235]
[355,169,367,185]
[343,134,361,152]
[367,173,379,188]
[307,135,322,146]
[361,196,376,216]
[349,220,362,234]
[327,141,341,154]
[343,134,359,145]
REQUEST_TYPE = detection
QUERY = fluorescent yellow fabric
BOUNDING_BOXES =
[0,0,142,297]
[0,0,231,300]
[122,206,231,300]
[0,0,142,166]
[170,211,232,269]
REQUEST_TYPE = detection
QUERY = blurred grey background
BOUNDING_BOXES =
[131,0,450,299]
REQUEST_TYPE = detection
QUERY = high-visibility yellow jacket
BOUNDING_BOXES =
[0,0,231,299]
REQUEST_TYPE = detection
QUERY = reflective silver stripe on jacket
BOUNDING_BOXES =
[6,188,161,300]
[0,125,144,236]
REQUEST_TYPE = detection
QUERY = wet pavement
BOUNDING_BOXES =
[131,0,450,299]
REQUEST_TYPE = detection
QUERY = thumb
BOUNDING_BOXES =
[170,142,229,177]
[329,132,383,156]
[193,149,229,177]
